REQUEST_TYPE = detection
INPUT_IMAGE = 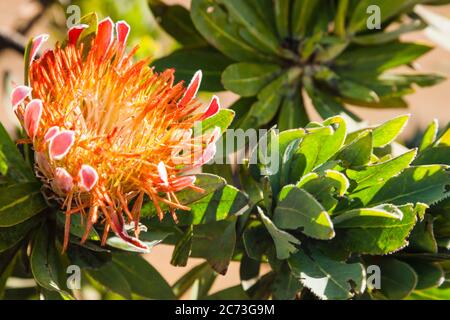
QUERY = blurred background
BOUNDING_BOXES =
[0,0,449,298]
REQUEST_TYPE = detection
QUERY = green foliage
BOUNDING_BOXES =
[151,0,445,129]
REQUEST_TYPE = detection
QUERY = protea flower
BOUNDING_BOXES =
[10,17,221,251]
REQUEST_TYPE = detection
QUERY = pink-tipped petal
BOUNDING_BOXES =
[11,85,32,110]
[116,20,130,46]
[179,70,202,107]
[24,99,43,139]
[44,126,60,142]
[54,167,74,193]
[49,130,75,160]
[68,24,88,44]
[109,210,149,251]
[30,34,49,62]
[78,164,98,191]
[95,17,114,57]
[157,161,169,187]
[200,95,220,120]
[196,142,216,167]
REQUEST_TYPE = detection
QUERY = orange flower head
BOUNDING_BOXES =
[11,17,221,251]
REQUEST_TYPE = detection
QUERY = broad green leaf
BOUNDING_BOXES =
[333,204,418,255]
[191,219,236,274]
[337,130,373,167]
[0,217,39,253]
[414,145,450,166]
[0,123,35,182]
[272,263,302,300]
[171,225,193,267]
[346,149,417,191]
[274,0,290,39]
[407,287,450,300]
[66,244,111,270]
[373,258,418,300]
[87,262,132,299]
[290,126,335,178]
[352,20,425,45]
[205,285,249,300]
[152,47,232,92]
[408,214,438,253]
[31,225,73,299]
[407,261,444,290]
[333,204,403,226]
[0,182,47,227]
[149,2,207,47]
[191,0,273,62]
[335,42,432,75]
[292,0,323,37]
[222,63,281,97]
[190,266,217,299]
[352,165,449,207]
[172,262,211,298]
[113,254,175,299]
[348,0,422,33]
[288,249,365,300]
[420,120,439,152]
[297,170,349,212]
[217,0,281,55]
[242,220,272,260]
[278,90,309,131]
[273,186,335,240]
[239,69,301,130]
[372,115,409,148]
[259,208,300,260]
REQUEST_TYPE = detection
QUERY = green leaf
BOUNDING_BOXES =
[278,90,309,131]
[191,219,236,274]
[274,0,290,39]
[292,0,323,37]
[352,165,449,207]
[420,119,439,152]
[149,2,207,47]
[239,69,301,129]
[408,214,438,253]
[0,217,39,253]
[171,225,193,267]
[352,21,425,45]
[31,224,73,299]
[172,262,210,298]
[113,253,175,299]
[414,145,450,166]
[335,42,432,75]
[242,220,272,260]
[206,284,249,300]
[274,186,335,240]
[152,47,232,92]
[346,149,417,191]
[372,115,409,148]
[407,287,450,300]
[191,0,273,62]
[348,0,421,33]
[0,182,47,227]
[333,204,418,255]
[272,262,302,300]
[0,123,35,182]
[373,258,418,300]
[217,0,281,55]
[259,208,300,260]
[337,130,373,167]
[222,62,281,97]
[297,170,349,212]
[407,261,444,290]
[87,262,132,299]
[288,249,365,300]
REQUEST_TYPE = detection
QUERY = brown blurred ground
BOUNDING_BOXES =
[0,0,449,298]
